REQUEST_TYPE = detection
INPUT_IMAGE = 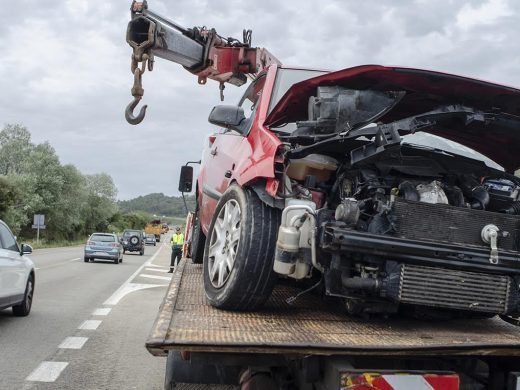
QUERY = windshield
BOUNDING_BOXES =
[90,234,115,242]
[268,68,328,114]
[123,230,140,237]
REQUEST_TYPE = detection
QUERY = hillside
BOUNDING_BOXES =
[118,193,196,218]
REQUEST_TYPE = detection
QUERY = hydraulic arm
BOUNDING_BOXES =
[125,0,281,124]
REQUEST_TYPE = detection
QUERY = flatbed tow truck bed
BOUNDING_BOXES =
[146,260,520,389]
[147,260,520,358]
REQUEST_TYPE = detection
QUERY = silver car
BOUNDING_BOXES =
[84,233,123,264]
[144,234,156,246]
[0,219,34,316]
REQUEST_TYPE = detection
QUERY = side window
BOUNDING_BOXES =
[238,75,267,122]
[0,224,19,252]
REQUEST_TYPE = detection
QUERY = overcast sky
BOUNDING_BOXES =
[2,0,520,200]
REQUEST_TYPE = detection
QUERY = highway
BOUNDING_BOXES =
[0,238,173,389]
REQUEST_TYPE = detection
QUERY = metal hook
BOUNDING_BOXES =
[125,97,148,125]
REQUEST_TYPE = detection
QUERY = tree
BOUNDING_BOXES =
[0,124,32,175]
[83,173,118,233]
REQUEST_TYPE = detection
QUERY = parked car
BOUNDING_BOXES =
[180,65,520,320]
[0,219,34,316]
[84,233,123,264]
[145,234,156,246]
[121,229,145,255]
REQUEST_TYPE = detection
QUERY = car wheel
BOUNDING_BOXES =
[203,184,280,310]
[113,257,118,264]
[140,249,144,256]
[84,257,89,262]
[123,248,126,254]
[12,274,34,316]
[191,214,206,264]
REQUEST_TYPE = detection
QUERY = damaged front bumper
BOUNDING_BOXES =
[320,224,520,315]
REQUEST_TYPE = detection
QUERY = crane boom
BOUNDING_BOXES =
[125,0,281,124]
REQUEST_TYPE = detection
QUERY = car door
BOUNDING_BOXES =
[0,222,25,305]
[199,76,266,229]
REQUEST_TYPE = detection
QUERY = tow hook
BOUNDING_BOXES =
[481,224,500,264]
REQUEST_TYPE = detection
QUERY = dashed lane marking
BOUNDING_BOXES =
[35,257,81,270]
[103,245,165,306]
[26,362,69,382]
[58,337,88,349]
[78,320,102,330]
[92,308,111,316]
[144,267,169,272]
[139,273,172,281]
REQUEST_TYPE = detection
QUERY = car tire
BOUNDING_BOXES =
[191,215,206,264]
[84,257,89,262]
[123,248,126,254]
[140,249,144,256]
[203,184,280,311]
[12,274,34,317]
[113,257,118,264]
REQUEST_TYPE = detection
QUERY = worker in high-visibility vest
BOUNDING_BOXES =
[169,227,184,272]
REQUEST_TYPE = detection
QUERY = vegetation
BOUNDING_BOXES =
[0,124,119,242]
[0,123,193,246]
[118,193,195,218]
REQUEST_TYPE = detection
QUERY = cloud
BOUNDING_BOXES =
[2,0,520,200]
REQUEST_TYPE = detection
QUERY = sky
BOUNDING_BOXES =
[2,0,520,200]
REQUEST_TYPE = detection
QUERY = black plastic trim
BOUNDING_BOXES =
[322,225,520,275]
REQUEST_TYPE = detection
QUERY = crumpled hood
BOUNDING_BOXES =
[265,65,520,172]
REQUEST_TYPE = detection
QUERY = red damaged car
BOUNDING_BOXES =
[182,64,520,319]
[124,5,520,319]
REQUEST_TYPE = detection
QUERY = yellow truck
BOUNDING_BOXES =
[144,219,162,242]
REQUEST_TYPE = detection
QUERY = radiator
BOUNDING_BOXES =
[392,199,520,251]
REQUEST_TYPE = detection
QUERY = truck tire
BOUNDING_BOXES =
[191,215,205,264]
[203,184,280,310]
[13,274,34,316]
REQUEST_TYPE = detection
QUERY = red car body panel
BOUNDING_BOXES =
[266,65,520,172]
[197,65,282,234]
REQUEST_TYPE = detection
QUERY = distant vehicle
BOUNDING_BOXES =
[145,234,157,246]
[121,229,145,255]
[0,219,35,316]
[84,233,123,264]
[161,223,169,234]
[145,219,162,242]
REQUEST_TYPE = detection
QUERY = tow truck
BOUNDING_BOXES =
[125,2,520,388]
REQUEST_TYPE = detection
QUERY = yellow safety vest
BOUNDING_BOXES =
[171,233,184,246]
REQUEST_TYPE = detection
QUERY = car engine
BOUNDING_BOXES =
[272,86,520,318]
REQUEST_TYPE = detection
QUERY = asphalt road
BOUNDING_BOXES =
[0,238,173,389]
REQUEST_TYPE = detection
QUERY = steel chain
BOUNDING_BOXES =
[130,53,152,100]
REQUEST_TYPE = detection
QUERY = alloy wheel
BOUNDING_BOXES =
[207,199,241,288]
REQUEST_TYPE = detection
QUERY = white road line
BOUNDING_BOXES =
[92,307,111,316]
[139,273,172,281]
[26,361,68,382]
[58,337,88,349]
[145,264,168,268]
[145,267,169,273]
[103,245,164,306]
[78,320,102,330]
[35,257,81,270]
[103,283,163,305]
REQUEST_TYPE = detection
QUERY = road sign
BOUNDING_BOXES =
[33,214,45,227]
[33,214,46,244]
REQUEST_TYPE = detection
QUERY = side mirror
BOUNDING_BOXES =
[21,244,33,255]
[179,166,193,193]
[208,105,246,132]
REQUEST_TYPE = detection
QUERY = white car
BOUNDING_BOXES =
[0,220,35,316]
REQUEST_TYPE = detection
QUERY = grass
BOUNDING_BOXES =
[21,237,87,250]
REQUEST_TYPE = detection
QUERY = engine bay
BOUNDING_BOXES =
[272,86,520,318]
